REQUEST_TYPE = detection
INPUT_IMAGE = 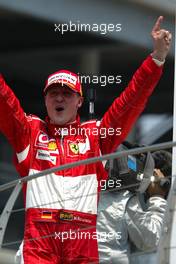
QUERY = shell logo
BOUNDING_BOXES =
[48,141,57,151]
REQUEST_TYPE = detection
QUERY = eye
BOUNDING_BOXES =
[51,91,58,96]
[48,89,58,97]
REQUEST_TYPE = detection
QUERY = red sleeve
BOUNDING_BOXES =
[99,55,163,155]
[0,75,31,153]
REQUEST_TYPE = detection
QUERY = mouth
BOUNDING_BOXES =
[55,106,64,112]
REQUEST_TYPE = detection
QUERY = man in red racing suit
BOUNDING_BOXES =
[0,16,172,264]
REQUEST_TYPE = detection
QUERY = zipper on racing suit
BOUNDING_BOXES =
[56,132,67,211]
[58,132,65,172]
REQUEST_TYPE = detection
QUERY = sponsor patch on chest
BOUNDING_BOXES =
[36,149,57,165]
[35,131,58,151]
[67,136,90,156]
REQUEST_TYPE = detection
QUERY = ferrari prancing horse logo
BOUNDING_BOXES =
[69,143,79,154]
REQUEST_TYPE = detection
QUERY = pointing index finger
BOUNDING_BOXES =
[152,16,163,32]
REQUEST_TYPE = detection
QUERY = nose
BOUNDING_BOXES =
[55,92,64,102]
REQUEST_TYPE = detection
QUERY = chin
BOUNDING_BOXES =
[53,119,66,125]
[50,113,75,126]
[54,117,69,126]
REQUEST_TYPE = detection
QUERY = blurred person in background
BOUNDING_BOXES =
[0,16,171,264]
[97,145,172,264]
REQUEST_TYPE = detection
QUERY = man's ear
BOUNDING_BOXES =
[78,96,84,108]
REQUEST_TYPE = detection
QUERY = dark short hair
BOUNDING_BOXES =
[151,150,172,177]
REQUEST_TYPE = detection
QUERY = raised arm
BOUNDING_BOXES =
[99,16,172,155]
[0,75,31,153]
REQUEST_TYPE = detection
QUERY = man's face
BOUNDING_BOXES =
[45,84,83,125]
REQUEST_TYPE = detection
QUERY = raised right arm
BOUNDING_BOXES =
[0,75,31,153]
